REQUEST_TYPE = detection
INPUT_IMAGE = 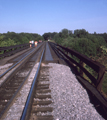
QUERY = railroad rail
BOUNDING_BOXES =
[0,43,43,78]
[0,43,30,59]
[0,42,45,119]
[21,43,54,120]
[21,48,51,119]
[20,42,107,119]
[0,41,107,119]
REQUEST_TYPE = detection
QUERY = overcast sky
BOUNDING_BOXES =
[0,0,107,35]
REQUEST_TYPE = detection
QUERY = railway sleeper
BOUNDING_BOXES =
[0,93,13,98]
[0,96,12,100]
[39,75,49,78]
[7,80,23,84]
[35,94,51,99]
[36,89,51,93]
[5,86,19,89]
[36,86,49,90]
[38,79,49,82]
[0,102,8,106]
[0,100,9,111]
[0,104,5,109]
[39,78,49,80]
[37,83,49,86]
[30,115,53,120]
[32,107,53,112]
[0,89,16,93]
[33,100,52,105]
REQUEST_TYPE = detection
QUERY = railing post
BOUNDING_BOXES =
[67,47,71,56]
[10,48,13,56]
[79,60,84,77]
[97,76,104,92]
[96,67,105,91]
[4,50,6,54]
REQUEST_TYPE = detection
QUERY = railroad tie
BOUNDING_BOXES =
[29,66,53,120]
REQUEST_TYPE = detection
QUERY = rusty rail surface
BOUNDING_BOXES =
[0,43,30,59]
[49,42,106,92]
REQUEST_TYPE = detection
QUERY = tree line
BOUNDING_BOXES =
[43,29,107,59]
[0,29,107,95]
[1,29,107,59]
[0,32,44,47]
[43,29,107,95]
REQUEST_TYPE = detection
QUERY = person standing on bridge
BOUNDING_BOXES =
[31,40,34,47]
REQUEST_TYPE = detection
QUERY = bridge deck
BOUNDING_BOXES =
[45,42,53,61]
[0,42,106,119]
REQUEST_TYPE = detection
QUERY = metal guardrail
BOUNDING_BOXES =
[0,43,30,59]
[49,42,106,92]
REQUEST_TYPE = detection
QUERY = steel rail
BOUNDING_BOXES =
[20,48,45,120]
[0,43,43,78]
[0,43,44,88]
[0,44,45,119]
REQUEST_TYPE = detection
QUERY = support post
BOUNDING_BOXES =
[79,60,83,77]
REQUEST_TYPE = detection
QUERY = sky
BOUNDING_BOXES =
[0,0,107,35]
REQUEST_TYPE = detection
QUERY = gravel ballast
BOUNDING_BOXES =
[2,63,105,120]
[48,63,104,120]
[3,63,39,120]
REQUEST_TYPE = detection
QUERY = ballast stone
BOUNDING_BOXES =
[47,63,104,120]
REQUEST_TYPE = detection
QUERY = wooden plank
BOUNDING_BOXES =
[0,44,30,59]
[57,43,105,73]
[30,115,53,120]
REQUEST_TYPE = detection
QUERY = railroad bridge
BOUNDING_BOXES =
[0,41,107,120]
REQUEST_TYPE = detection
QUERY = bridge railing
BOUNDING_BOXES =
[0,43,30,59]
[49,42,106,92]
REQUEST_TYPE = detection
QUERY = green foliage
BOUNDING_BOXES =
[42,32,57,40]
[100,46,107,55]
[0,32,43,47]
[53,29,107,58]
[74,29,88,38]
[50,28,107,96]
[61,29,69,38]
[35,35,44,42]
[0,38,16,47]
[42,33,50,40]
[54,33,63,44]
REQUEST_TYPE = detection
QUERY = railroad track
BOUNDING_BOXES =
[0,43,45,119]
[1,41,106,119]
[0,43,43,79]
[21,47,53,120]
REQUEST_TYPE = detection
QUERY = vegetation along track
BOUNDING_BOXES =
[0,43,45,119]
[21,48,53,120]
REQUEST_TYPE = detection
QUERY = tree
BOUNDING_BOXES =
[0,38,16,47]
[35,35,44,41]
[61,29,69,38]
[42,33,51,40]
[0,32,43,47]
[74,29,88,38]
